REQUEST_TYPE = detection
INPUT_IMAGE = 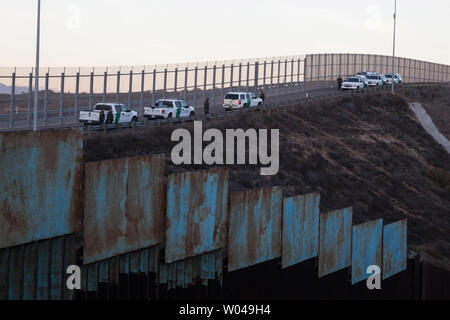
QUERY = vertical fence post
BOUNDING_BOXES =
[323,54,327,82]
[270,60,274,96]
[128,70,133,109]
[9,72,15,129]
[254,61,259,94]
[212,65,217,104]
[163,68,167,98]
[230,64,234,91]
[290,58,294,92]
[221,64,225,94]
[75,72,80,123]
[246,62,250,92]
[303,57,307,95]
[346,54,350,78]
[89,71,94,110]
[316,54,320,81]
[193,66,198,107]
[330,54,334,83]
[203,65,207,102]
[263,61,267,92]
[116,71,121,103]
[27,72,33,128]
[277,60,281,95]
[184,66,188,102]
[103,71,107,102]
[353,54,357,75]
[59,72,65,125]
[174,67,178,97]
[238,63,242,92]
[140,69,145,115]
[152,69,156,104]
[284,59,288,93]
[297,58,301,88]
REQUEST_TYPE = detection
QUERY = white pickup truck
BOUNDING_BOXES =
[222,92,262,110]
[79,103,138,125]
[144,99,195,120]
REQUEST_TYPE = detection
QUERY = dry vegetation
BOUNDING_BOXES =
[84,89,450,270]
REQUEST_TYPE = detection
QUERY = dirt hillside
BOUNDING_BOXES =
[84,89,450,270]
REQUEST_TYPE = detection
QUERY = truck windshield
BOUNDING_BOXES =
[347,78,359,82]
[385,74,393,78]
[94,105,112,111]
[368,76,379,80]
[155,101,173,108]
[225,94,239,100]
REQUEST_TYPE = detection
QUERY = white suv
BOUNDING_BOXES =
[366,74,385,87]
[384,73,402,85]
[341,77,366,90]
[222,92,262,110]
[144,99,195,119]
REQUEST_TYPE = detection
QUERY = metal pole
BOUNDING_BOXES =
[89,71,94,110]
[184,67,188,102]
[28,73,33,128]
[392,0,397,93]
[116,70,121,103]
[128,70,133,108]
[103,71,107,102]
[75,72,80,122]
[44,72,48,126]
[59,72,65,125]
[33,0,41,131]
[9,72,15,129]
[140,70,145,115]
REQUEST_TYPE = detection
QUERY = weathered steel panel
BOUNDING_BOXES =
[37,240,51,300]
[8,245,23,300]
[23,242,37,300]
[165,168,229,263]
[228,186,283,272]
[383,219,408,280]
[318,208,353,278]
[351,219,383,285]
[0,249,8,300]
[63,234,78,300]
[84,154,165,264]
[0,130,83,249]
[282,193,320,269]
[50,237,63,300]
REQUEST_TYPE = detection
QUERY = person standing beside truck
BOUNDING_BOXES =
[204,97,210,115]
[259,90,265,102]
[106,109,114,124]
[337,77,343,90]
[99,109,105,124]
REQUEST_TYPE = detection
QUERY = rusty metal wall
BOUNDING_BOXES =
[383,219,408,280]
[84,154,165,265]
[351,219,383,285]
[0,233,81,300]
[282,193,320,269]
[0,129,83,249]
[228,186,283,272]
[165,168,229,264]
[318,208,353,278]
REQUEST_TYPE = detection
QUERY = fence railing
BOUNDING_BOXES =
[0,53,449,131]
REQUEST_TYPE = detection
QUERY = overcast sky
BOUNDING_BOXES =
[1,0,449,67]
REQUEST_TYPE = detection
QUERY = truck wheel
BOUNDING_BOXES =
[243,103,248,108]
[258,102,262,108]
[167,113,172,119]
[132,116,138,122]
[189,112,195,117]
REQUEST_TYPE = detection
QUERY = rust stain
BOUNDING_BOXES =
[84,154,165,264]
[0,129,83,249]
[228,186,282,272]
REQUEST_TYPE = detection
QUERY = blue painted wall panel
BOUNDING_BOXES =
[282,193,320,269]
[165,168,229,264]
[351,219,383,284]
[84,154,165,264]
[318,208,353,278]
[0,130,83,249]
[383,219,408,280]
[228,186,282,272]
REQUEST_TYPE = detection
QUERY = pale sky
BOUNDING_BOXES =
[1,0,449,67]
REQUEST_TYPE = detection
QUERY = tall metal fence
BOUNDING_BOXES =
[305,53,450,83]
[0,53,449,130]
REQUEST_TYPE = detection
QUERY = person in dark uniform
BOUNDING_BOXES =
[106,109,114,124]
[204,98,210,115]
[259,90,265,102]
[99,109,105,124]
[337,76,343,90]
